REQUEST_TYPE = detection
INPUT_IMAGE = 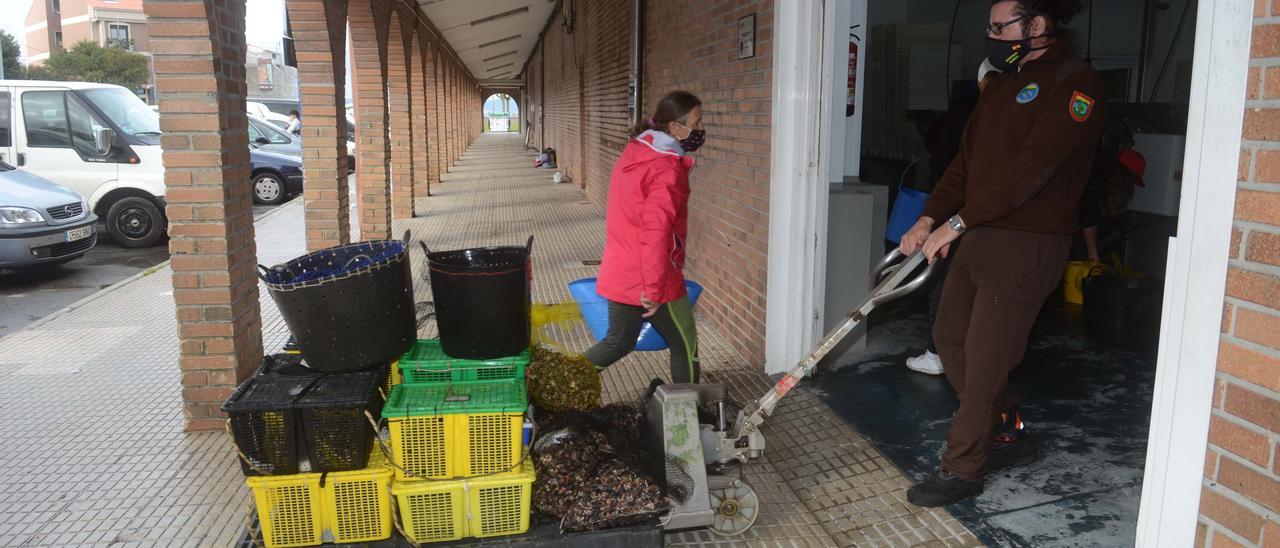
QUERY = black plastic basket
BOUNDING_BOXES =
[258,233,417,372]
[222,375,316,476]
[295,366,386,473]
[421,236,533,360]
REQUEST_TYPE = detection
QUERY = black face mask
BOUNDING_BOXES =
[985,35,1052,72]
[680,129,706,152]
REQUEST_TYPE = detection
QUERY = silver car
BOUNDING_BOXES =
[0,160,98,268]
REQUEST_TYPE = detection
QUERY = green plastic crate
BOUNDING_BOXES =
[397,340,529,385]
[382,381,528,419]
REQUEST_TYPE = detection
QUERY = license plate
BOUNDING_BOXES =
[65,226,92,242]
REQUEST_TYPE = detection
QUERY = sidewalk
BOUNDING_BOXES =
[0,133,979,547]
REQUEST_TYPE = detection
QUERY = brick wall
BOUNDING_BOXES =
[581,0,632,208]
[145,0,263,432]
[644,0,774,364]
[1198,2,1280,546]
[539,3,585,187]
[527,0,774,364]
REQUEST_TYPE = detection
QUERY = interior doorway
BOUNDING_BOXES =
[767,0,1249,544]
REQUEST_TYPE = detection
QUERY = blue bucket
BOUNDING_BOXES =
[567,278,704,351]
[886,186,930,244]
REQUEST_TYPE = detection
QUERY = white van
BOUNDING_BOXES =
[0,81,166,247]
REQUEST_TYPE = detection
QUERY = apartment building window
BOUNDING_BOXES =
[52,0,60,14]
[54,32,62,46]
[108,24,131,50]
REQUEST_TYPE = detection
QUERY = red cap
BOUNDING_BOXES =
[1117,149,1146,187]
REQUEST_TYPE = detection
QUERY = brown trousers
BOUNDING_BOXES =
[933,226,1071,480]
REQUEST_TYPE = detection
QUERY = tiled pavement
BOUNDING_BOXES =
[0,133,980,547]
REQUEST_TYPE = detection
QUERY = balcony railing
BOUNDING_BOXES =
[107,38,134,51]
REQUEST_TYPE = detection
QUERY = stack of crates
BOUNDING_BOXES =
[227,354,395,547]
[384,340,535,544]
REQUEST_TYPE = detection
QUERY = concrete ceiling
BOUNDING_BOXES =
[416,0,557,85]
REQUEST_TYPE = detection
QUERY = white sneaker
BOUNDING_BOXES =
[906,350,945,375]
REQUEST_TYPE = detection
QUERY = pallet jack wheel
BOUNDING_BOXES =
[709,480,759,536]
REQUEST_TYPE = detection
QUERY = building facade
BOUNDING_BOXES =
[24,0,150,64]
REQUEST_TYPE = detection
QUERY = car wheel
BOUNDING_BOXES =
[106,197,165,248]
[253,172,287,205]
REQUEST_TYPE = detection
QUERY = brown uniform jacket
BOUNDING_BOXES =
[920,42,1107,235]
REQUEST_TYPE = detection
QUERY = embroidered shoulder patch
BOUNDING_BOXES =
[1016,83,1039,104]
[1070,91,1095,122]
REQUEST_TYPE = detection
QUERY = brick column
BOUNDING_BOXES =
[444,61,454,169]
[410,32,430,202]
[145,0,263,432]
[286,0,351,251]
[349,0,393,240]
[387,10,414,220]
[1197,5,1280,546]
[424,43,442,187]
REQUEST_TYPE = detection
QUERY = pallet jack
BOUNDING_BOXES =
[646,249,938,536]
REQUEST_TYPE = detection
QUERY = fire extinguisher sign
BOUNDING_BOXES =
[847,25,861,117]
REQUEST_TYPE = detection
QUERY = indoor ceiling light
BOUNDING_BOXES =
[482,50,518,63]
[477,34,522,49]
[469,6,529,27]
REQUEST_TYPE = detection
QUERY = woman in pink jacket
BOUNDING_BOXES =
[585,91,704,384]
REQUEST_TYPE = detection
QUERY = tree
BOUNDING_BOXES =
[0,30,22,79]
[42,40,148,90]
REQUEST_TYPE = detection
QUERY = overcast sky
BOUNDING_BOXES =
[1,0,288,63]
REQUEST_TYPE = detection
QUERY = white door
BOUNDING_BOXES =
[14,88,117,203]
[0,88,13,166]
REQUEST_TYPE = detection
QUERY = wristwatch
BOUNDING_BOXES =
[947,215,967,234]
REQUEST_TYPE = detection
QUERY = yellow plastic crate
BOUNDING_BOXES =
[386,359,401,394]
[392,463,535,544]
[246,450,394,547]
[386,412,523,480]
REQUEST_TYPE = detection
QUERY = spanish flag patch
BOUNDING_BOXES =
[1070,91,1095,122]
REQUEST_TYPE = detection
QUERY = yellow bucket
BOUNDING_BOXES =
[1062,260,1102,305]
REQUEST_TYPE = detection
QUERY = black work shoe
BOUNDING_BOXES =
[988,429,1040,471]
[988,408,1040,471]
[906,468,984,507]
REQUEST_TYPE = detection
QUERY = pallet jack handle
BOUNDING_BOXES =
[730,249,938,444]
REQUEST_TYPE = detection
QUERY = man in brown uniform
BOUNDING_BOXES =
[899,0,1105,507]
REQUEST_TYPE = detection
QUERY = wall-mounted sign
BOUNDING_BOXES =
[258,58,274,91]
[738,14,756,60]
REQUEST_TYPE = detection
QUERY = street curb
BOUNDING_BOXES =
[4,199,304,340]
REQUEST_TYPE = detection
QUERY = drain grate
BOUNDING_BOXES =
[581,260,601,266]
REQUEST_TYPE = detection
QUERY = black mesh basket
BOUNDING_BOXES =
[258,233,417,372]
[421,236,532,360]
[222,375,316,476]
[253,353,317,378]
[295,365,386,473]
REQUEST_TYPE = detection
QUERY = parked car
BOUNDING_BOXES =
[248,98,300,117]
[249,115,356,173]
[250,145,304,205]
[0,160,98,268]
[0,81,165,248]
[247,101,292,129]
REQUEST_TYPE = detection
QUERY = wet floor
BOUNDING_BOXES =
[815,288,1158,546]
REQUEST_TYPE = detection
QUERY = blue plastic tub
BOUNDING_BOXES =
[886,186,930,244]
[567,278,704,351]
